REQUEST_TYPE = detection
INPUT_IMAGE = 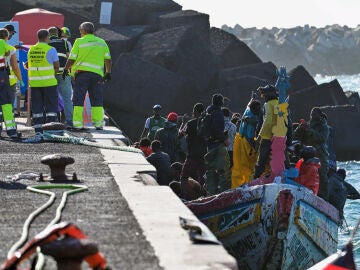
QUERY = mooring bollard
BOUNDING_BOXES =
[41,154,75,181]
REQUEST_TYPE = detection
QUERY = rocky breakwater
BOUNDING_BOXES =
[4,0,360,160]
[94,0,359,160]
[223,24,360,75]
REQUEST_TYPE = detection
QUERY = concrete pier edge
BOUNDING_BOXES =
[92,126,238,270]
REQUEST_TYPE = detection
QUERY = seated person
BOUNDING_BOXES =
[146,140,171,186]
[294,145,320,195]
[139,137,152,157]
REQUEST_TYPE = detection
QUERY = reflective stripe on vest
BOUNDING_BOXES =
[28,43,57,87]
[70,34,110,77]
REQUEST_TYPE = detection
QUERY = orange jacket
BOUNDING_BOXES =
[295,158,320,195]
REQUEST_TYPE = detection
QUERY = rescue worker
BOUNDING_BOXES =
[253,85,279,178]
[141,104,166,141]
[48,27,73,127]
[28,29,59,133]
[61,27,72,51]
[62,22,111,130]
[0,28,21,137]
[4,24,23,105]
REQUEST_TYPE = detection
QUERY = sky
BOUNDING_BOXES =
[175,0,360,28]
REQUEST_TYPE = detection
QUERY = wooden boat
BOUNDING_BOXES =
[187,182,340,270]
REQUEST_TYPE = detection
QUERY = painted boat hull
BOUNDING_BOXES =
[187,183,339,270]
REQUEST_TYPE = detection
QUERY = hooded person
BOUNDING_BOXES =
[154,112,181,162]
[232,98,261,188]
[294,107,330,200]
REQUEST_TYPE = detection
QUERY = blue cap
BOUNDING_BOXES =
[153,104,162,110]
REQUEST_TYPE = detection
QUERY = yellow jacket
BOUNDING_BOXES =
[259,99,278,140]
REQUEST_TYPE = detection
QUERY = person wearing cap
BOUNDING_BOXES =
[28,29,59,134]
[3,24,16,39]
[154,112,181,162]
[62,21,111,130]
[140,104,166,141]
[203,94,231,195]
[48,27,73,127]
[253,85,278,179]
[3,24,23,106]
[61,26,72,51]
[0,28,21,138]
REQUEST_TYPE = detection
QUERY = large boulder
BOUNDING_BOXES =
[92,0,181,27]
[288,65,317,94]
[133,26,218,91]
[210,27,262,69]
[345,91,360,112]
[152,10,210,40]
[95,25,151,59]
[217,76,270,113]
[103,54,198,139]
[290,80,350,121]
[218,62,278,89]
[321,105,360,160]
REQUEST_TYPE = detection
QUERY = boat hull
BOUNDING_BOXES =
[187,184,339,270]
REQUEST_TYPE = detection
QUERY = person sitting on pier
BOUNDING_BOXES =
[139,137,152,157]
[146,140,171,186]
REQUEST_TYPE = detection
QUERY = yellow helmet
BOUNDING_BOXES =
[61,27,71,38]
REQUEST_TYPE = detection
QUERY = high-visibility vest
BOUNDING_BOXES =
[0,39,7,69]
[69,34,111,77]
[6,45,17,86]
[28,42,57,87]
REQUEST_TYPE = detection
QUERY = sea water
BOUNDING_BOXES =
[314,75,360,265]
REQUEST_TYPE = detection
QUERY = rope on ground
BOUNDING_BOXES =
[7,184,88,264]
[23,130,144,156]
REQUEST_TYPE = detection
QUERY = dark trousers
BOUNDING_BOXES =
[0,70,12,105]
[73,72,103,107]
[254,139,272,178]
[180,157,206,185]
[31,85,58,133]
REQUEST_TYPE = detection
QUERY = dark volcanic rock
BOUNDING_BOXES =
[345,91,360,112]
[133,26,218,91]
[210,27,262,69]
[218,76,269,113]
[95,25,151,59]
[321,105,360,160]
[288,65,317,94]
[154,10,209,36]
[92,0,181,27]
[103,54,198,139]
[290,80,350,121]
[218,62,278,88]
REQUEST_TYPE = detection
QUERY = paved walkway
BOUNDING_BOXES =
[0,127,161,269]
[0,120,237,269]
